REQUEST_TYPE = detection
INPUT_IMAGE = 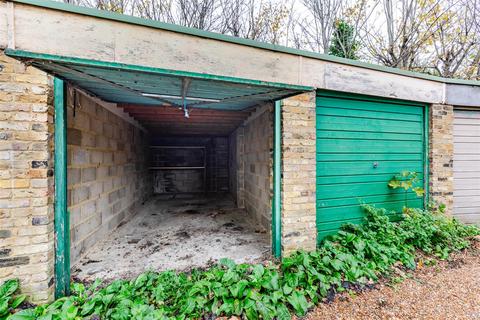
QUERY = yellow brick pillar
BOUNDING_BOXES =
[429,104,454,214]
[281,92,317,253]
[0,52,55,302]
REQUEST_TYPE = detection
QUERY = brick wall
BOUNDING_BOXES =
[0,52,54,302]
[67,89,152,264]
[429,104,454,214]
[281,92,317,253]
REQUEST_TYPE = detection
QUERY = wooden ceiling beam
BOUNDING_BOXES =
[134,118,243,124]
[126,110,247,116]
[128,113,246,120]
[146,129,233,135]
[143,124,238,129]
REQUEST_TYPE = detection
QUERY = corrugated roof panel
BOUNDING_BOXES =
[29,59,305,111]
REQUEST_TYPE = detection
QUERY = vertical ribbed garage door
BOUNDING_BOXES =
[316,92,427,242]
[453,110,480,224]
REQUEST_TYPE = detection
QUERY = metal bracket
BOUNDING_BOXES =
[181,78,191,118]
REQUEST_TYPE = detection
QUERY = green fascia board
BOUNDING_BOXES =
[9,0,480,87]
[4,49,312,92]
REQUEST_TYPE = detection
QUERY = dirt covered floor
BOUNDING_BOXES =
[72,194,270,282]
[307,239,480,320]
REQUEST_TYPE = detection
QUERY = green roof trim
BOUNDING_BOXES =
[9,0,480,87]
[4,48,313,91]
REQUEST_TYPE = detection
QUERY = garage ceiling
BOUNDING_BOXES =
[120,104,251,135]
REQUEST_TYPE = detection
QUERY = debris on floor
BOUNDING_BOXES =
[306,240,480,320]
[72,194,270,282]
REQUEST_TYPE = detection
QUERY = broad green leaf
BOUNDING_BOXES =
[233,299,242,316]
[286,291,309,316]
[251,265,264,280]
[255,301,272,320]
[181,298,195,315]
[80,299,96,316]
[10,295,26,310]
[275,303,291,320]
[71,283,85,295]
[134,274,148,288]
[0,297,8,316]
[244,307,258,320]
[331,259,343,271]
[0,280,19,299]
[7,309,37,320]
[219,258,236,269]
[282,284,293,295]
[230,280,248,298]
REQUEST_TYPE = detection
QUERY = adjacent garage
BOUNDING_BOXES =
[453,110,480,224]
[316,92,428,241]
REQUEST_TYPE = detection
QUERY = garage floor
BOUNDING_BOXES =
[72,194,270,282]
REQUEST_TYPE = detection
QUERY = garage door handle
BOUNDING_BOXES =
[373,162,378,168]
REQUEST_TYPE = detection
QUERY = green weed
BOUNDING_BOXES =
[0,279,26,320]
[4,206,479,320]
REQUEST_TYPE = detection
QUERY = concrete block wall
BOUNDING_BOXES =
[0,52,55,302]
[150,136,229,194]
[230,105,273,232]
[242,105,273,232]
[151,145,206,193]
[153,169,204,193]
[281,92,317,253]
[67,89,152,265]
[228,127,244,207]
[206,137,229,192]
[429,104,454,214]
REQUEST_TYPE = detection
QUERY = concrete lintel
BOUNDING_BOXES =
[446,84,480,108]
[0,1,439,104]
[2,0,480,107]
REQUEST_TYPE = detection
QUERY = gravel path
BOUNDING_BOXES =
[307,239,480,320]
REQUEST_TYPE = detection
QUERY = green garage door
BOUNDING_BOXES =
[316,91,427,242]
